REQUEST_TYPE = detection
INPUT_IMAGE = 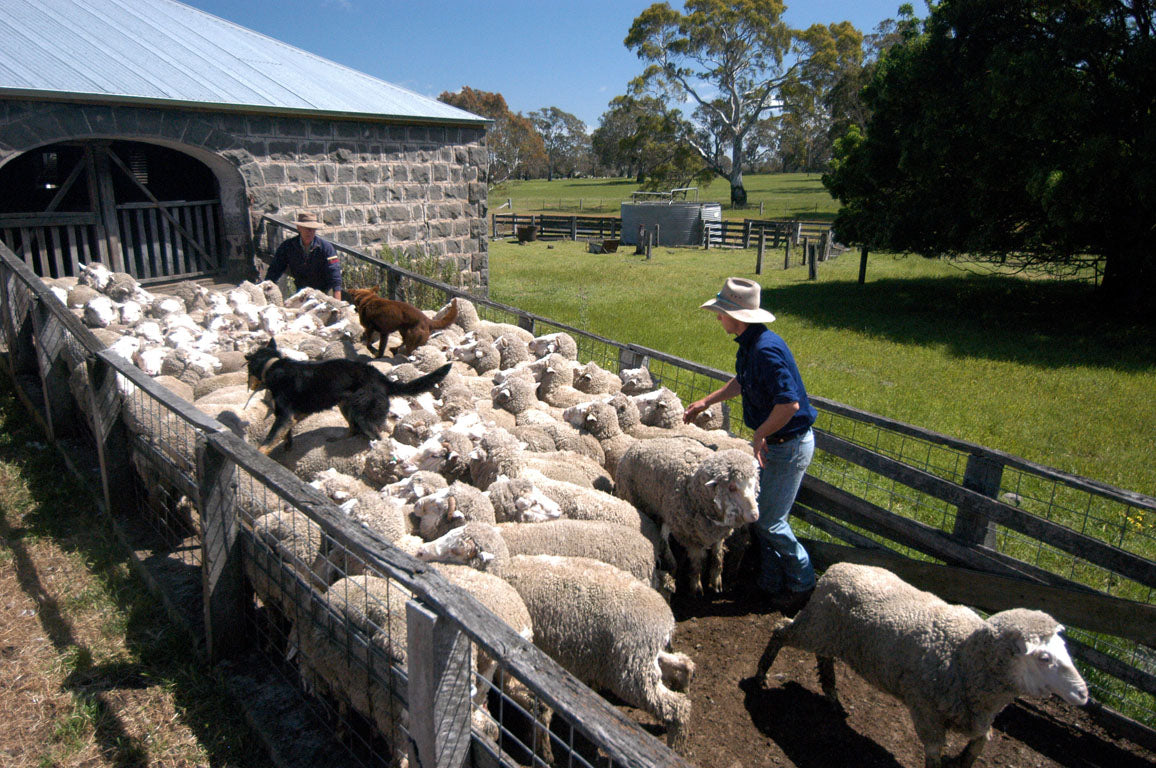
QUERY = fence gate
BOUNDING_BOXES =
[0,141,223,283]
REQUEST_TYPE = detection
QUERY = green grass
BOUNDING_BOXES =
[489,172,837,221]
[489,238,1156,498]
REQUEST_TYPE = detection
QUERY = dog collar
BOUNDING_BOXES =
[260,357,279,379]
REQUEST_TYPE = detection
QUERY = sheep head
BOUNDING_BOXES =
[696,450,760,528]
[987,609,1088,706]
[415,522,507,573]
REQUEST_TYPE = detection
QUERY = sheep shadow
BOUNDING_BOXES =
[738,676,903,768]
[992,700,1155,768]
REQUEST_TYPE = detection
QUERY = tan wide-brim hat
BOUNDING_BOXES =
[293,211,327,230]
[700,277,776,323]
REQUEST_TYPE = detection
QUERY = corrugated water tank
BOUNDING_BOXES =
[620,202,722,246]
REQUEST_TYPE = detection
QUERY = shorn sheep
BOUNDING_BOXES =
[755,563,1088,768]
[615,437,759,595]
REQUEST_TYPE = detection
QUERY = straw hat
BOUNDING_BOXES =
[293,211,327,230]
[699,277,776,323]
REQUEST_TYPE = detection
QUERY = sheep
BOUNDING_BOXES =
[493,333,532,369]
[619,366,655,395]
[467,428,613,493]
[415,523,695,752]
[615,437,759,596]
[383,470,448,503]
[509,419,605,466]
[536,354,591,409]
[573,361,622,395]
[245,509,328,622]
[632,387,684,428]
[310,468,409,543]
[528,331,578,361]
[451,337,501,374]
[755,563,1089,768]
[412,480,496,539]
[498,520,662,589]
[484,477,564,523]
[565,400,637,479]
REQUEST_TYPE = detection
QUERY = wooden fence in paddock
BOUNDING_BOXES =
[491,212,833,250]
[4,212,1155,764]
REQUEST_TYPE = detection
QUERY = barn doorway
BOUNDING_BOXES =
[0,140,225,283]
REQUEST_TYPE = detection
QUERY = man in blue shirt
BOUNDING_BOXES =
[684,277,816,615]
[265,212,343,300]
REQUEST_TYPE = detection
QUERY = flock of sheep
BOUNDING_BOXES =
[42,261,1090,768]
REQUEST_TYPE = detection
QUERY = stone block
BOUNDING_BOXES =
[261,164,287,184]
[286,164,318,184]
[356,165,381,183]
[330,186,349,205]
[276,117,307,137]
[247,116,274,136]
[336,165,356,183]
[279,188,305,207]
[301,141,327,159]
[306,187,327,206]
[349,185,372,204]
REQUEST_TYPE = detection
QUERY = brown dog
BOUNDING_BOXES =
[345,287,459,357]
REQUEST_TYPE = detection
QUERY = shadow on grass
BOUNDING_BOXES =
[766,272,1155,372]
[0,377,275,768]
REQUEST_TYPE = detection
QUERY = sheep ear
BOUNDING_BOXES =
[704,477,718,488]
[478,551,495,564]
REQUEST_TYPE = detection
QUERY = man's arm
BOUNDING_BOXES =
[264,241,289,284]
[683,377,741,423]
[752,401,800,467]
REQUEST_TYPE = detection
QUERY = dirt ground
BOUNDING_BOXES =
[622,588,1156,768]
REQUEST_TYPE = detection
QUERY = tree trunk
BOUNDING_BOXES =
[730,134,747,207]
[1099,246,1156,318]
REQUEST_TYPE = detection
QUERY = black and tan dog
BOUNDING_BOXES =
[245,338,451,454]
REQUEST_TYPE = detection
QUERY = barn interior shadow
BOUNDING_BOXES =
[765,273,1154,373]
[739,677,904,768]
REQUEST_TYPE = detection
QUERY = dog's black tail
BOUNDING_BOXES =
[386,362,453,397]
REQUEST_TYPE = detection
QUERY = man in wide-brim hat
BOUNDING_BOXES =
[684,277,817,615]
[263,211,343,300]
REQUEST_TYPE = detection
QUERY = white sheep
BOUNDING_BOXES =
[412,480,496,539]
[310,468,409,543]
[467,428,613,493]
[619,366,655,395]
[484,477,564,523]
[415,523,695,752]
[632,387,684,428]
[755,563,1089,768]
[572,360,622,395]
[528,331,578,360]
[615,437,759,595]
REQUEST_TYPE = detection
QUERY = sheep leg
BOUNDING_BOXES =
[658,650,695,692]
[704,540,726,594]
[755,617,794,685]
[684,547,707,596]
[816,655,847,716]
[945,731,990,768]
[911,710,949,768]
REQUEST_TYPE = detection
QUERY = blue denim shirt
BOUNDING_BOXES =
[266,234,343,292]
[734,323,816,437]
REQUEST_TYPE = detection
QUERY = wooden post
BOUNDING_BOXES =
[953,453,1002,548]
[617,346,648,375]
[31,298,78,440]
[756,229,765,275]
[89,352,135,519]
[635,224,645,255]
[90,144,125,272]
[654,223,660,248]
[645,230,652,260]
[491,214,496,240]
[818,232,828,262]
[760,201,765,216]
[406,601,472,768]
[807,242,817,280]
[516,314,535,335]
[783,238,791,270]
[858,245,869,284]
[570,216,577,241]
[198,433,250,663]
[742,220,752,249]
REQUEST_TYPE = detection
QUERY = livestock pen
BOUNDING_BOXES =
[2,213,1153,766]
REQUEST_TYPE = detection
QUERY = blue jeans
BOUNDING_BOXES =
[754,429,815,594]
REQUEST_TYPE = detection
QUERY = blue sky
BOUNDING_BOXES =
[180,0,908,128]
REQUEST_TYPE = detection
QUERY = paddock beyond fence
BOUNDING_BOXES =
[3,211,1154,765]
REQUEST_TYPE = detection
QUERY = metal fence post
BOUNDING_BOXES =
[953,453,1003,548]
[406,600,472,768]
[198,433,250,662]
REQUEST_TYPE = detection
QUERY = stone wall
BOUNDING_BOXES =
[0,99,490,292]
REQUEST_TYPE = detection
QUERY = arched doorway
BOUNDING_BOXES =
[0,140,226,282]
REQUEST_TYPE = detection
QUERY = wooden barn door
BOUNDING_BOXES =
[0,141,224,282]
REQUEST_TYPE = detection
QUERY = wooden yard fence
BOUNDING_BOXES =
[3,212,1154,765]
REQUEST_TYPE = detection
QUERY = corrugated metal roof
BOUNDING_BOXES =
[0,0,487,125]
